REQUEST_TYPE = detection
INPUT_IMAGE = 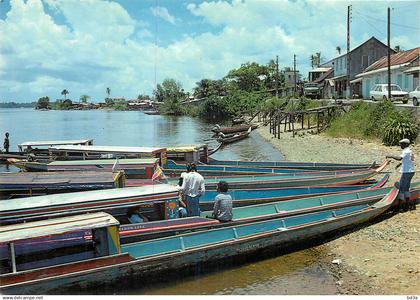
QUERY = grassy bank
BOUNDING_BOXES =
[326,100,419,145]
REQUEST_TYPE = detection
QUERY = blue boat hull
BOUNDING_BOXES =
[1,189,397,294]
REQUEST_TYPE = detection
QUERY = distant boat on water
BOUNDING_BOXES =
[143,110,160,115]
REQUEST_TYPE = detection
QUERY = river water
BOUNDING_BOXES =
[0,108,339,294]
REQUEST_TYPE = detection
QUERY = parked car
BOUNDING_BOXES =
[303,82,321,99]
[369,84,409,104]
[408,85,420,106]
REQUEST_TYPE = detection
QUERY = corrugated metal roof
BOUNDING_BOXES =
[314,68,334,83]
[364,47,419,72]
[0,212,119,243]
[19,139,93,147]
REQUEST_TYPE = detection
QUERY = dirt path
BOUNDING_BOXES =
[256,126,420,295]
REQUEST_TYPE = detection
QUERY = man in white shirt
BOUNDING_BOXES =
[386,138,416,211]
[180,163,205,216]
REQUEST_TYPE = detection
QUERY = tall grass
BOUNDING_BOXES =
[326,100,419,145]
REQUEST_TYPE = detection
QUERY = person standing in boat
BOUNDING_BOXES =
[212,181,233,222]
[180,163,205,216]
[3,132,9,153]
[177,171,188,218]
[386,138,416,211]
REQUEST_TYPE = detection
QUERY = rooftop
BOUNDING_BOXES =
[364,47,420,72]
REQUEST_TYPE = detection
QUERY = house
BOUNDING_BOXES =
[329,37,394,98]
[355,47,420,99]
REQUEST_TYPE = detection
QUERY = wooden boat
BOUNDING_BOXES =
[0,171,125,199]
[163,159,382,177]
[198,175,389,210]
[0,188,398,294]
[217,127,252,144]
[0,139,94,162]
[166,144,211,164]
[211,124,258,134]
[164,160,389,188]
[48,145,167,165]
[7,158,159,179]
[208,143,222,156]
[121,180,420,242]
[0,184,180,225]
[207,158,378,171]
[143,110,160,115]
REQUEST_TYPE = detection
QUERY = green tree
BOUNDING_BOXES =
[154,78,186,115]
[193,79,228,99]
[62,99,73,109]
[79,95,90,103]
[61,89,69,100]
[225,62,269,92]
[36,96,50,109]
[137,94,150,100]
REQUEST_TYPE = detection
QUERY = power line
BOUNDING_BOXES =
[354,9,420,30]
[354,11,385,35]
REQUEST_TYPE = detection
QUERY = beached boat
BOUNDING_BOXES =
[122,178,419,243]
[0,188,398,294]
[163,159,384,177]
[0,184,179,225]
[164,160,388,188]
[198,175,389,210]
[211,124,258,134]
[8,158,158,179]
[207,158,378,171]
[0,171,125,199]
[217,127,252,144]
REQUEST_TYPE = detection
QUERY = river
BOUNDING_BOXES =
[0,108,339,294]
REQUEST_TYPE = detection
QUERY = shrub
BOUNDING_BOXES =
[382,112,419,146]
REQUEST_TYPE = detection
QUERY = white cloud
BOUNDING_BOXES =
[0,0,418,102]
[150,6,176,25]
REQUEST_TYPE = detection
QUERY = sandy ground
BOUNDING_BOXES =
[256,125,420,295]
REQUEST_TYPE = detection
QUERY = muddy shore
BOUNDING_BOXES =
[256,126,420,295]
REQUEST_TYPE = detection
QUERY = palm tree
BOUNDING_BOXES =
[61,89,69,100]
[336,46,341,55]
[106,87,111,99]
[315,52,321,67]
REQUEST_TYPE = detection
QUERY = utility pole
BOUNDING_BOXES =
[346,5,352,99]
[387,7,391,100]
[293,54,297,97]
[275,55,279,98]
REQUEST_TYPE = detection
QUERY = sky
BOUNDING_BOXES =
[0,0,419,103]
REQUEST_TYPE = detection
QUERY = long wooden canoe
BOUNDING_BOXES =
[0,188,398,294]
[120,180,420,242]
[8,158,158,179]
[0,184,179,225]
[165,160,389,189]
[163,159,386,177]
[0,171,125,199]
[207,158,378,171]
[211,124,258,134]
[198,175,389,210]
[217,127,252,144]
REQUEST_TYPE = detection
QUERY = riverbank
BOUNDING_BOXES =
[256,126,420,295]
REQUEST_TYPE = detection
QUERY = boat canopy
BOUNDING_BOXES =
[0,212,118,244]
[47,158,158,166]
[49,145,166,154]
[166,144,207,153]
[0,171,123,185]
[18,139,93,151]
[0,184,179,213]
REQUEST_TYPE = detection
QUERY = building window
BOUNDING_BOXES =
[362,55,368,70]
